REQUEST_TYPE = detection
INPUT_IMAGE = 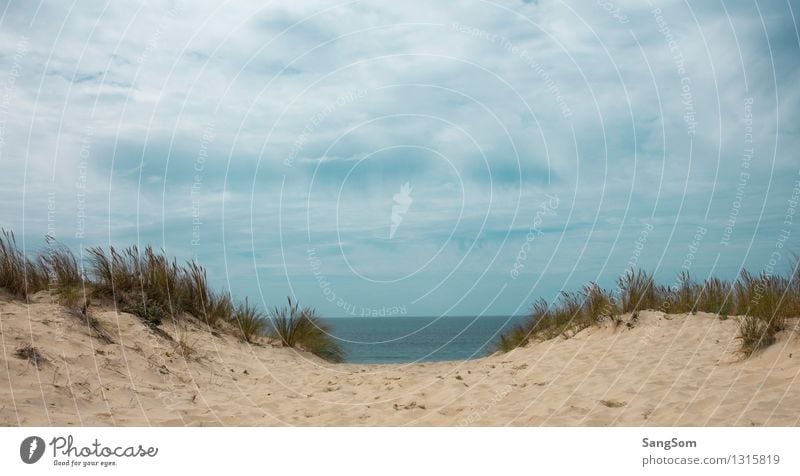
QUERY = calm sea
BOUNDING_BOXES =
[323,315,528,364]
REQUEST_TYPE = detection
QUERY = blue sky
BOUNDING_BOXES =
[0,0,798,317]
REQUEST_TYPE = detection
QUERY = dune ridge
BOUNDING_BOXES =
[1,291,798,426]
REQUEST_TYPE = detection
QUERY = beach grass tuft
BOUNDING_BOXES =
[617,269,658,314]
[268,297,344,363]
[0,229,49,298]
[233,298,267,343]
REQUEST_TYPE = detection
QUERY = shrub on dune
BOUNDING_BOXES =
[268,297,344,363]
[737,315,776,357]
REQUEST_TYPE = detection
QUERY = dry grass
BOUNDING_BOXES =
[174,324,198,360]
[86,245,236,328]
[697,277,734,316]
[582,283,617,323]
[41,237,83,289]
[737,315,775,357]
[4,230,798,361]
[14,345,47,368]
[494,323,533,353]
[733,270,794,356]
[496,266,800,357]
[268,297,344,363]
[233,299,267,343]
[670,271,700,314]
[67,298,115,345]
[0,229,49,298]
[617,269,658,313]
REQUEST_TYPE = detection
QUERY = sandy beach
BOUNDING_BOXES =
[1,291,798,426]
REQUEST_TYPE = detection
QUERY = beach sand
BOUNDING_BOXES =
[1,291,798,426]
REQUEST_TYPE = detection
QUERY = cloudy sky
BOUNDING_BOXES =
[0,0,798,317]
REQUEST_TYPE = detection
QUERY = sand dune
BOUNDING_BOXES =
[1,291,798,426]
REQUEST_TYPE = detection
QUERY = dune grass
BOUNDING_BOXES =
[495,267,800,357]
[670,271,700,314]
[617,269,659,314]
[0,229,49,298]
[233,298,267,344]
[3,229,796,361]
[0,231,345,362]
[42,236,83,289]
[268,297,344,363]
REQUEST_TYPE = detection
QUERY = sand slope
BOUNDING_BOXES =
[1,291,798,426]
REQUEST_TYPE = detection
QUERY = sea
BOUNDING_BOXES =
[323,315,528,364]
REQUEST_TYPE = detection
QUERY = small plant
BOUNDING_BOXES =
[123,299,168,326]
[737,315,776,357]
[268,297,344,363]
[234,298,267,343]
[174,324,197,360]
[14,345,47,368]
[733,270,792,356]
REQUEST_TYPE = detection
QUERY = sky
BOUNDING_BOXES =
[0,0,798,317]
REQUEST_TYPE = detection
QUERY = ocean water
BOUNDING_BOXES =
[323,315,528,364]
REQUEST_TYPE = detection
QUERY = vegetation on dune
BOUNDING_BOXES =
[268,297,344,363]
[617,269,658,314]
[233,298,267,344]
[494,264,800,358]
[0,230,345,362]
[41,236,83,289]
[2,228,795,361]
[0,230,49,298]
